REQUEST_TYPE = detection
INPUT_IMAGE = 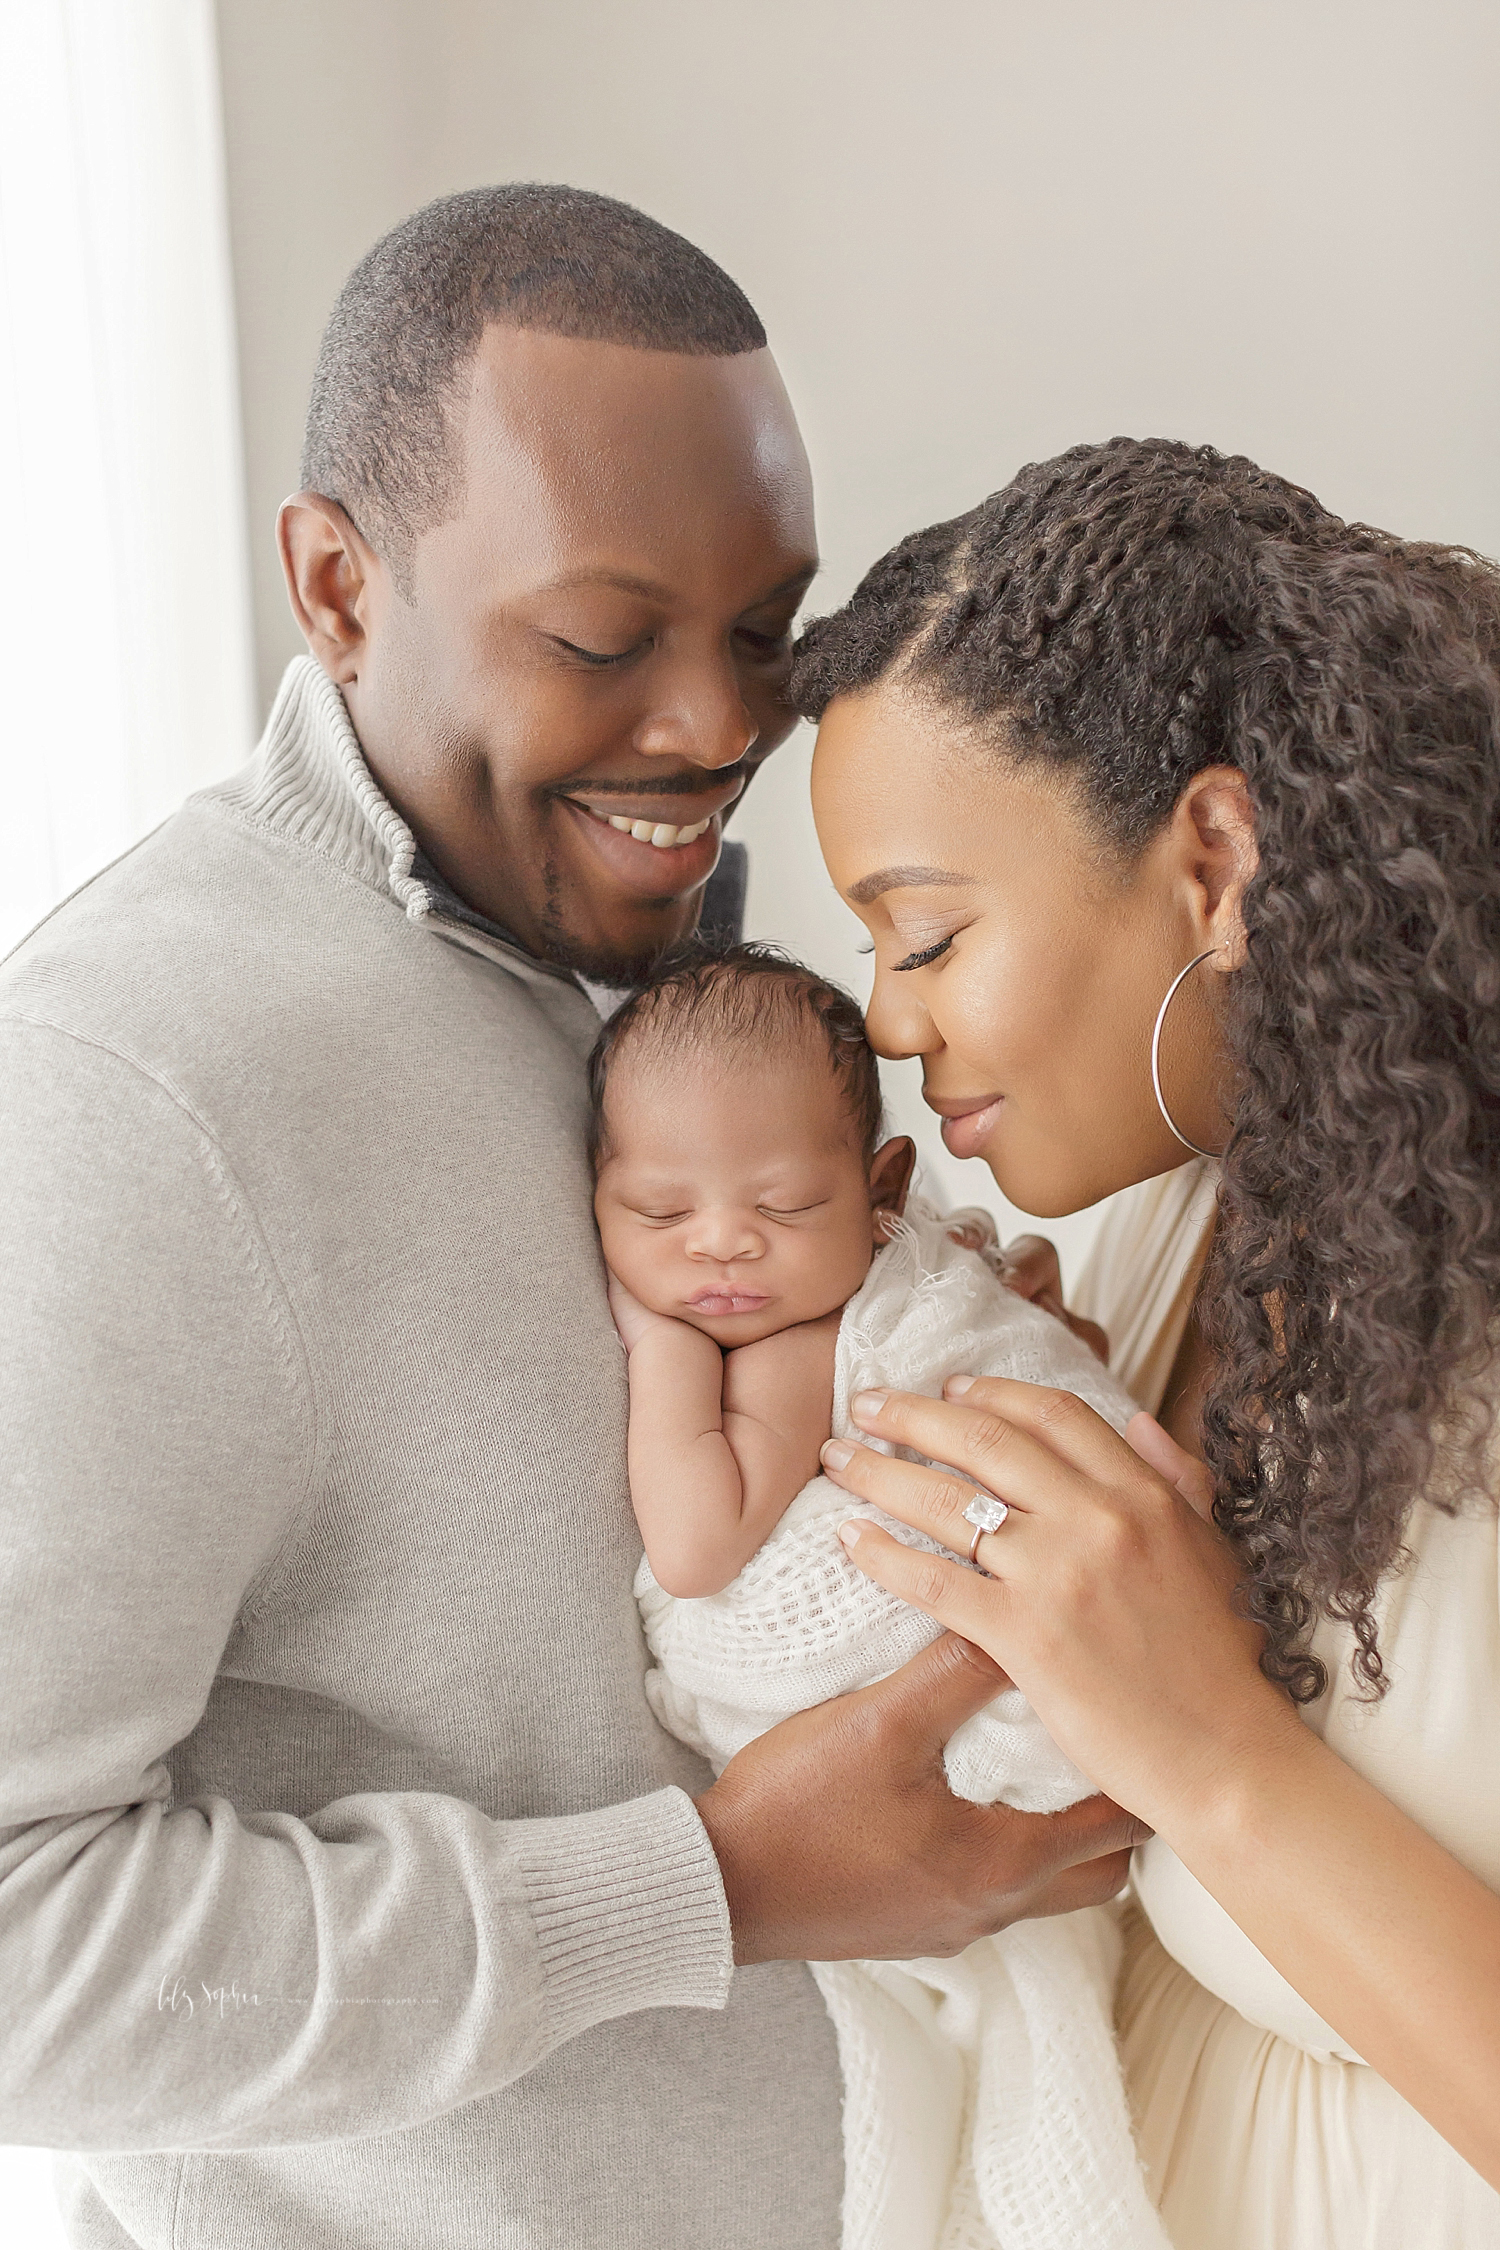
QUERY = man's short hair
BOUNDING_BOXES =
[586,942,884,1167]
[301,183,767,585]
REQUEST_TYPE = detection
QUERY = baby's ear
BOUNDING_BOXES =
[868,1136,916,1241]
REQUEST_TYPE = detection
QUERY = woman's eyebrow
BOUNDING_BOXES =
[846,865,972,905]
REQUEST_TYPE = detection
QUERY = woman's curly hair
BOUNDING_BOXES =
[791,437,1500,1701]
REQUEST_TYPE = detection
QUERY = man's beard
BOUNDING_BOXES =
[533,857,697,989]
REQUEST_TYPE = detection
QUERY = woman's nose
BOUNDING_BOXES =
[863,968,935,1065]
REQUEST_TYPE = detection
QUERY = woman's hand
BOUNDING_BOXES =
[826,1383,1500,2189]
[820,1376,1296,1836]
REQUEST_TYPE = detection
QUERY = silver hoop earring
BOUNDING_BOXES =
[1150,948,1223,1160]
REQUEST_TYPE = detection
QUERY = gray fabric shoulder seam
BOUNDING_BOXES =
[191,792,413,914]
[202,797,583,990]
[1,1011,323,1609]
[0,817,175,972]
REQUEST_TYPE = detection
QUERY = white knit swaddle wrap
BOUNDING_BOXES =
[638,1202,1169,2250]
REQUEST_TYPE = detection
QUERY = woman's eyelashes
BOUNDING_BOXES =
[892,934,955,973]
[735,625,792,660]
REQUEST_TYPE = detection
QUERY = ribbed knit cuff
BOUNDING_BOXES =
[515,1787,733,2048]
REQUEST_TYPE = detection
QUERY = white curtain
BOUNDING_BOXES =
[0,0,256,960]
[0,5,254,2238]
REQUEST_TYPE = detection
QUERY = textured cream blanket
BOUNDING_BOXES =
[639,1202,1170,2250]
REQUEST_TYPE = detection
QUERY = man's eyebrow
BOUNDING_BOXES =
[846,865,973,905]
[535,563,819,607]
[535,568,675,602]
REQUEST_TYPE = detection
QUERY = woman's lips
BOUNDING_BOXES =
[929,1095,1006,1160]
[685,1288,770,1316]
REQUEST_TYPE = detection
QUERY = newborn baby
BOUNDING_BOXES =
[591,945,1166,2250]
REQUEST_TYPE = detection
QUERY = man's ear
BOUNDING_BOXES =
[868,1136,917,1243]
[1169,765,1259,973]
[276,492,382,684]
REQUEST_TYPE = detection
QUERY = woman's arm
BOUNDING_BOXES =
[610,1281,837,1596]
[820,1378,1500,2189]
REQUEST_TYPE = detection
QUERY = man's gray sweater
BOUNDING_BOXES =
[0,659,843,2247]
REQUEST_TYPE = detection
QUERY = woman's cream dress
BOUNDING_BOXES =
[1072,1160,1500,2249]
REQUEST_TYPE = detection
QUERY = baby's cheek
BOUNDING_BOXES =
[606,1241,674,1315]
[791,1225,875,1321]
[597,1217,653,1298]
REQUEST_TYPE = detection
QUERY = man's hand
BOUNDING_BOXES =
[695,1633,1149,1964]
[945,1212,1109,1366]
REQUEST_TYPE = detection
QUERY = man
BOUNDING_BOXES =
[0,186,1141,2248]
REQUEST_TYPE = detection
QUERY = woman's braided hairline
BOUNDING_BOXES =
[791,437,1500,1701]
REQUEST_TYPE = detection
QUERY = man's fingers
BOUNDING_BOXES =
[944,1206,998,1257]
[1020,1787,1153,1868]
[1065,1309,1112,1365]
[971,1792,1148,1913]
[850,1629,1010,1753]
[1022,1848,1138,1919]
[997,1234,1062,1302]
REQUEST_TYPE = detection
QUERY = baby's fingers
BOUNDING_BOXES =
[837,1518,1012,1652]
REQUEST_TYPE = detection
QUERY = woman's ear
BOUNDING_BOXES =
[868,1136,917,1242]
[1171,765,1259,971]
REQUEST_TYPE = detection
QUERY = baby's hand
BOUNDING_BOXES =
[607,1274,665,1355]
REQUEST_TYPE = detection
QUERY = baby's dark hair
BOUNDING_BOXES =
[587,943,883,1166]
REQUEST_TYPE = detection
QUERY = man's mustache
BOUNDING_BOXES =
[548,765,756,801]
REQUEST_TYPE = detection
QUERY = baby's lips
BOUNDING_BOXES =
[686,1289,771,1314]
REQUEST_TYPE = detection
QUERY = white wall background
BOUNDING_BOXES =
[215,0,1500,1275]
[0,0,255,960]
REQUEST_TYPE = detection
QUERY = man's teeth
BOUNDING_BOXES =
[601,812,713,849]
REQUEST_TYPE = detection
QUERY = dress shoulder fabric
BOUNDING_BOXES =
[1074,1164,1500,2249]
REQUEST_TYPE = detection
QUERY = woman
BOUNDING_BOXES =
[793,438,1500,2247]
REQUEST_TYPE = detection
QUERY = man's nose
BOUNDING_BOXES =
[685,1210,765,1262]
[634,651,758,771]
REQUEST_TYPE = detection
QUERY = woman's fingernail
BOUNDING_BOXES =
[945,1374,975,1397]
[838,1523,861,1550]
[852,1389,888,1420]
[821,1439,854,1471]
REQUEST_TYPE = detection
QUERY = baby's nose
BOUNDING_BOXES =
[687,1211,764,1261]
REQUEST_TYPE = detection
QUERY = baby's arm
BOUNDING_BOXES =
[610,1281,840,1598]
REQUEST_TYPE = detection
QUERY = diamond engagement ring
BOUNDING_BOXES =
[963,1493,1010,1566]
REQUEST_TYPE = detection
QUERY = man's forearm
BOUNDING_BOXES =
[0,1782,731,2148]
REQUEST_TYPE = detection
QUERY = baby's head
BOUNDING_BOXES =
[590,945,915,1346]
